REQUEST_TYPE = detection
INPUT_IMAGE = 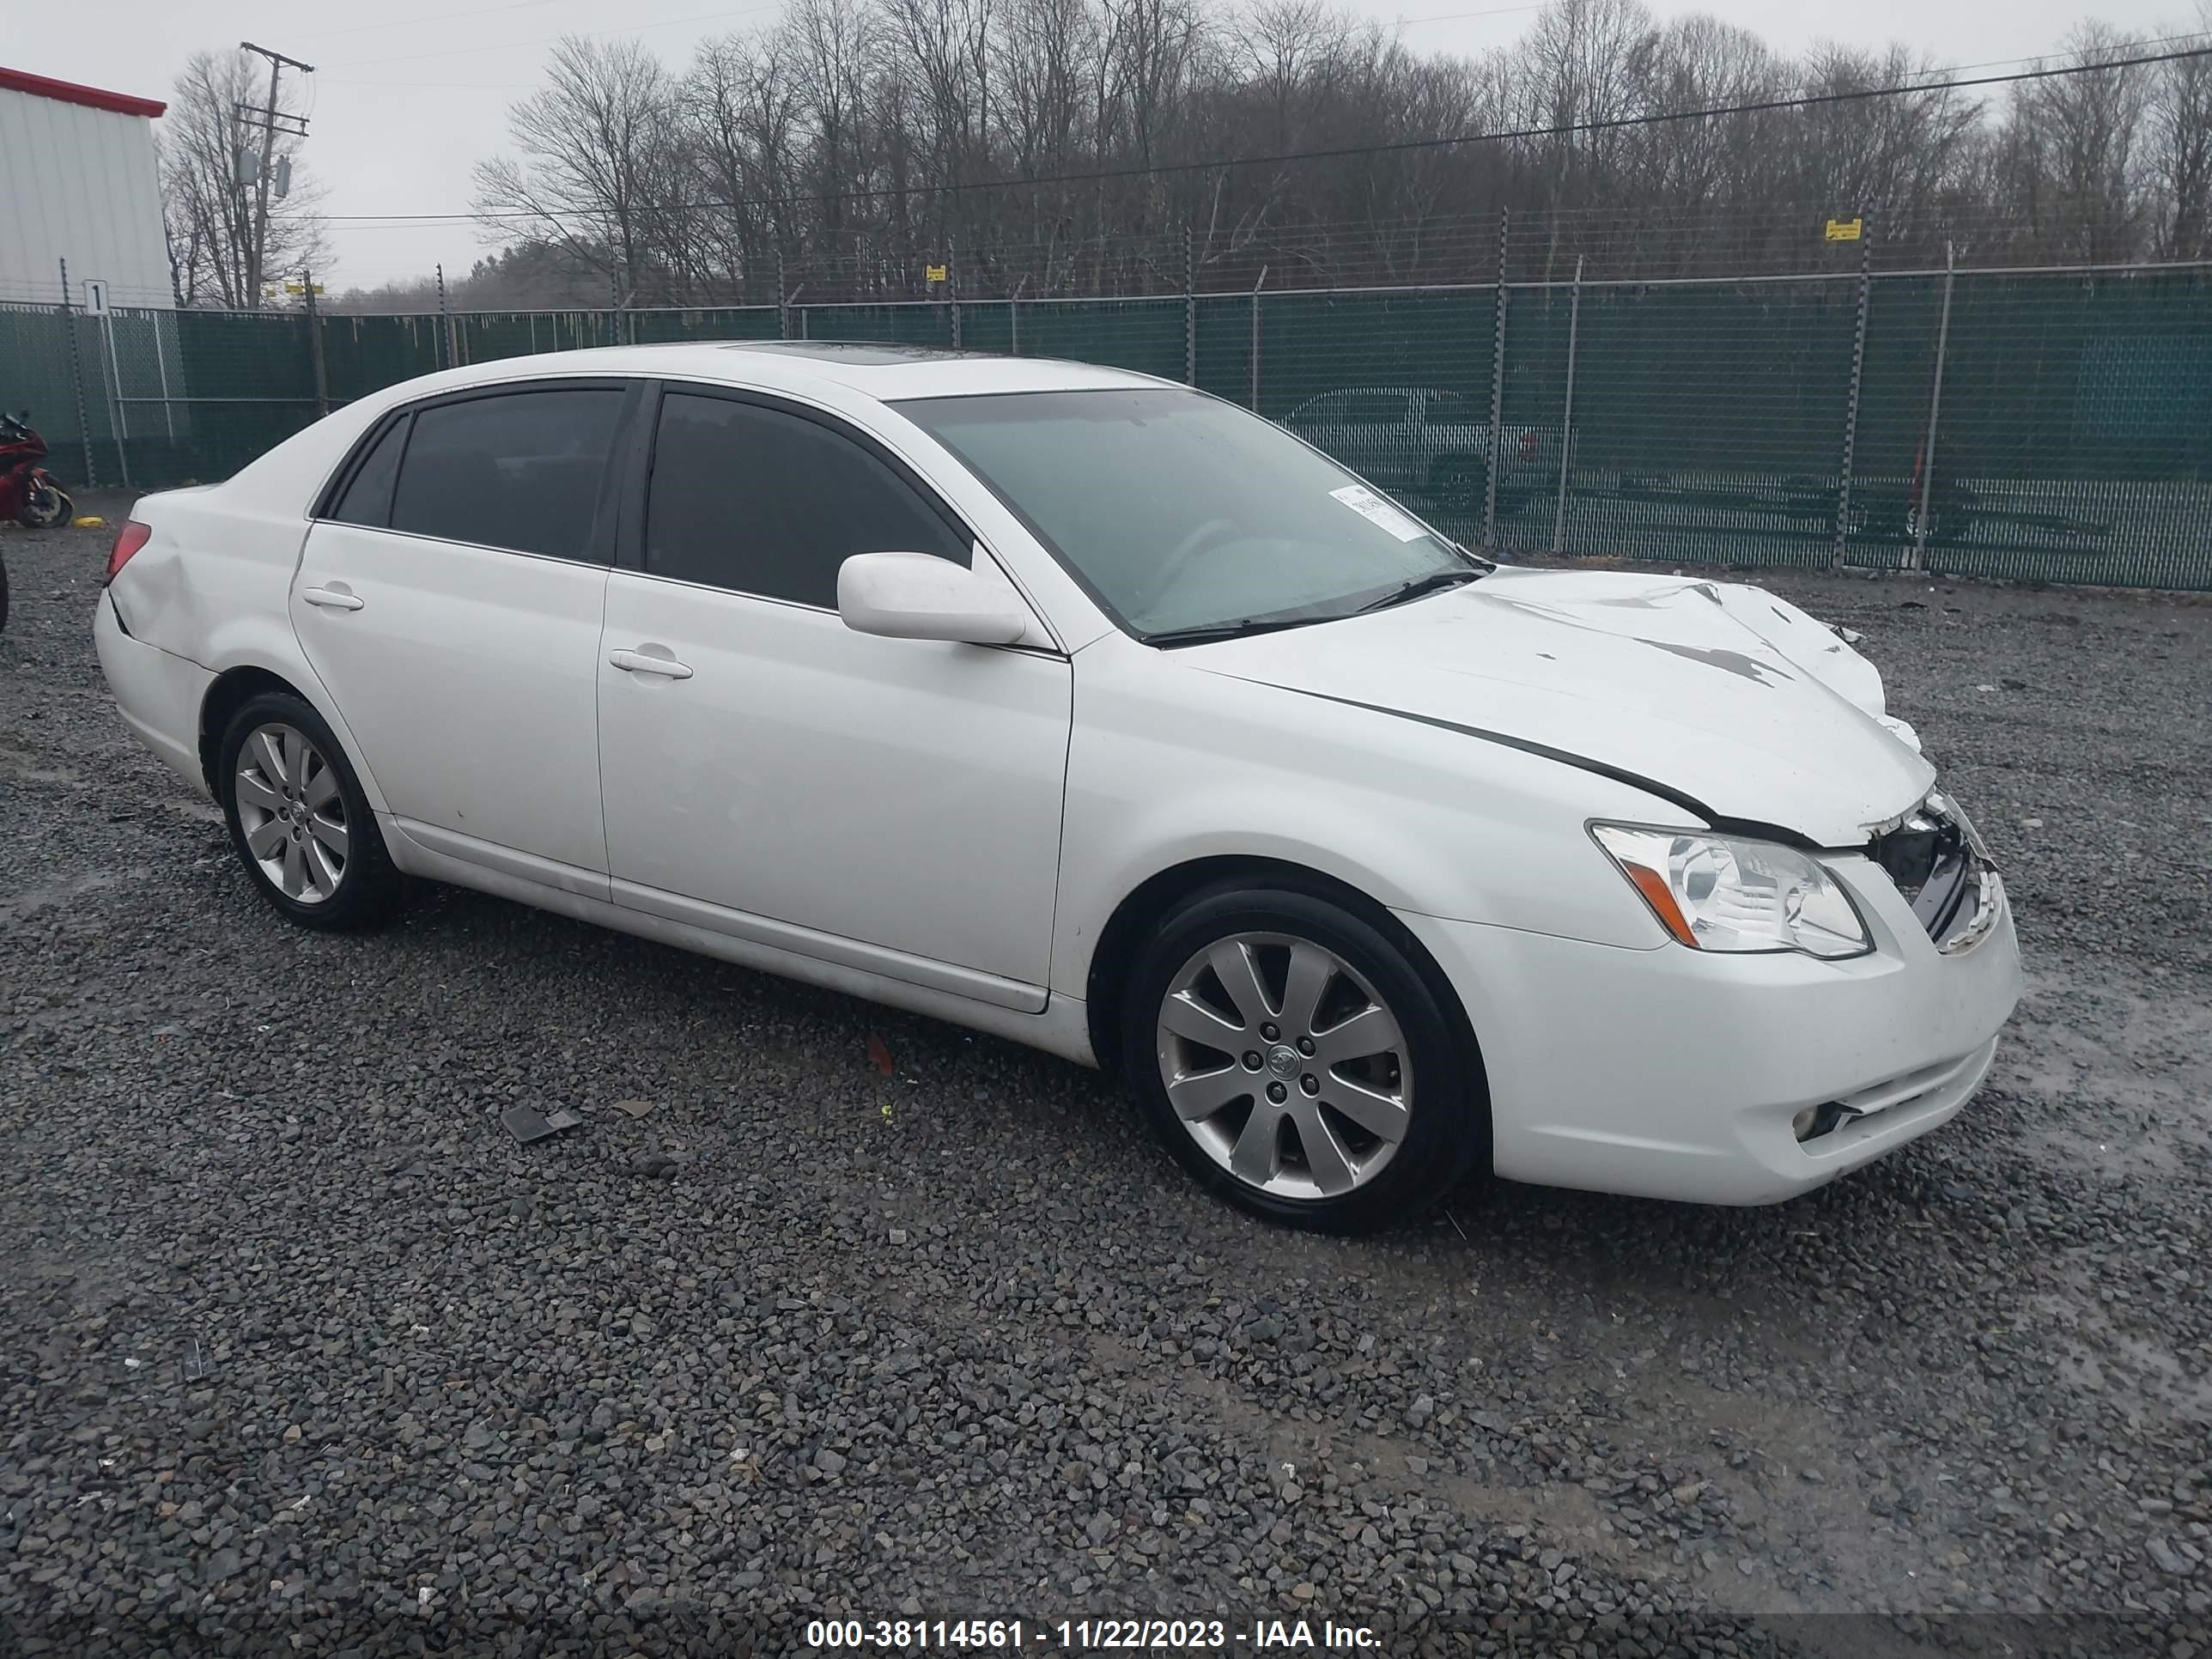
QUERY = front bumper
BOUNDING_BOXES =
[94,590,215,797]
[1396,852,2022,1205]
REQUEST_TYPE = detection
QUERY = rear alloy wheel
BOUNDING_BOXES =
[1124,884,1485,1232]
[217,690,402,931]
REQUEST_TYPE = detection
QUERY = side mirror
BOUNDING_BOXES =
[837,551,1030,646]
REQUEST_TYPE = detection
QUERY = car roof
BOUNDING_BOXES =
[422,341,1170,402]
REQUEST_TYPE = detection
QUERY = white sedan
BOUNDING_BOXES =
[94,344,2021,1231]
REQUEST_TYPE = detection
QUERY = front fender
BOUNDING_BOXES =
[1049,636,1681,1000]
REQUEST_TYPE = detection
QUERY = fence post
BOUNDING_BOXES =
[1010,276,1026,356]
[1483,209,1510,550]
[98,301,131,489]
[1552,255,1583,554]
[949,240,962,349]
[58,258,98,490]
[1831,216,1873,566]
[436,264,452,370]
[1249,266,1267,411]
[304,267,330,416]
[1911,240,1958,574]
[153,311,175,442]
[777,249,790,341]
[1184,227,1197,386]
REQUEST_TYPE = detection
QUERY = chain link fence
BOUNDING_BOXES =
[6,256,2209,589]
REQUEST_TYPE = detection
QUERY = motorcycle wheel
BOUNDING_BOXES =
[17,482,71,529]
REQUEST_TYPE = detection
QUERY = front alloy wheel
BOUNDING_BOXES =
[1158,932,1412,1200]
[1123,882,1486,1232]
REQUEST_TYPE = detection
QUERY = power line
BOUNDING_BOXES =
[312,1,1540,86]
[313,41,2212,225]
[294,0,572,42]
[1392,3,1546,28]
[329,1,781,69]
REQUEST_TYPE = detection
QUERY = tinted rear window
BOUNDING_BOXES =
[390,389,623,560]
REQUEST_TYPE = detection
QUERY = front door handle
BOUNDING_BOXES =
[608,647,694,680]
[301,585,365,611]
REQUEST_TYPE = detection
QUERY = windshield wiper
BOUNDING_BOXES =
[1353,566,1488,615]
[1143,614,1330,648]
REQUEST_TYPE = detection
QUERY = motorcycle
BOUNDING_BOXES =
[1,410,76,634]
[1,411,74,528]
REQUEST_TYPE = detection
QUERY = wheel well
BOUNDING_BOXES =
[198,667,303,795]
[1084,856,1487,1112]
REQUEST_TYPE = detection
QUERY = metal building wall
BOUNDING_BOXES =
[0,82,172,310]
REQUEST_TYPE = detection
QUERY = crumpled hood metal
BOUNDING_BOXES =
[1179,565,1936,846]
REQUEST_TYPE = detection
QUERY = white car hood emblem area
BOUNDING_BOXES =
[1181,565,1937,848]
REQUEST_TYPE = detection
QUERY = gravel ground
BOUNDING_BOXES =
[4,501,2209,1657]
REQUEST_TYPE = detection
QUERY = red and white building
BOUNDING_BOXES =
[0,67,169,309]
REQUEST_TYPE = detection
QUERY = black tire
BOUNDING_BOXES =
[1430,454,1488,514]
[1121,879,1488,1234]
[17,481,70,529]
[216,690,403,932]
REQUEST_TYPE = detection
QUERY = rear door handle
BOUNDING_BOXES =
[301,585,364,611]
[608,647,694,680]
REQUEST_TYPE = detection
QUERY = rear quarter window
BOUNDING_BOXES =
[324,415,410,527]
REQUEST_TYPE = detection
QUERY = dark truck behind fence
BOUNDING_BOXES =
[4,261,2209,589]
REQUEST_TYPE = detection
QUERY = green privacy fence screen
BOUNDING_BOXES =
[4,263,2209,589]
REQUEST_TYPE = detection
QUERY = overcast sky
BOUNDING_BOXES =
[13,0,2191,292]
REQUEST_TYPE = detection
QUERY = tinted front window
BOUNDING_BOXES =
[328,415,408,526]
[1426,392,1484,423]
[389,389,623,559]
[902,388,1473,638]
[646,392,968,607]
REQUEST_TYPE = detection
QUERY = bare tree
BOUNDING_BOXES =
[684,32,807,299]
[160,49,326,308]
[2145,2,2212,258]
[451,0,2212,302]
[472,37,684,305]
[1990,25,2152,263]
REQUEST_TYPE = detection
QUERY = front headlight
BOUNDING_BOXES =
[1590,823,1873,959]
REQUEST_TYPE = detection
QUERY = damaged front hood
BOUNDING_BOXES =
[1182,565,1935,846]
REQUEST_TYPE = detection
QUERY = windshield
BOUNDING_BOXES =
[897,387,1478,641]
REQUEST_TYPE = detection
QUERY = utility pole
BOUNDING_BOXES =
[235,41,313,311]
[301,269,330,416]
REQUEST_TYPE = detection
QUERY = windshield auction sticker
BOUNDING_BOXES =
[1328,483,1428,542]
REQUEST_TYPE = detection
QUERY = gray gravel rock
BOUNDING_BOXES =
[3,507,2209,1656]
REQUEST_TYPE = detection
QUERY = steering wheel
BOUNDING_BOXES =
[1133,518,1237,616]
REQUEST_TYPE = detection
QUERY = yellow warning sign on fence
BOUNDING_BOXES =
[1824,217,1863,242]
[925,264,948,283]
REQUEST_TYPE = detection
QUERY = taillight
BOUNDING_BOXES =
[105,520,151,585]
[1519,430,1540,460]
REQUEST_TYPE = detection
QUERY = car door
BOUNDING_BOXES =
[290,381,631,892]
[595,385,1072,1007]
